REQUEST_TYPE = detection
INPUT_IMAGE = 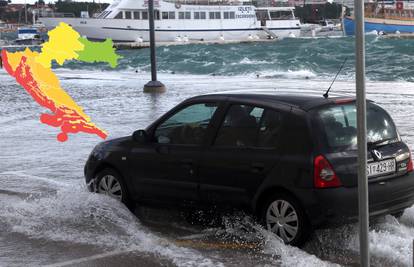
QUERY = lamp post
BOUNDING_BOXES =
[354,0,369,265]
[143,0,166,93]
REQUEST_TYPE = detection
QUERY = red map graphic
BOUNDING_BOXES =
[2,50,107,142]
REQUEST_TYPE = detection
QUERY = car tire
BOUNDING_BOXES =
[95,168,135,212]
[260,192,311,247]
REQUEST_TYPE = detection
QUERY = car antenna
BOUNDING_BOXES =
[323,58,347,99]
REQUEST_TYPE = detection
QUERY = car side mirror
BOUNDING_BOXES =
[132,130,148,143]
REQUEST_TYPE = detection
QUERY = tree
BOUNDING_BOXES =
[54,0,108,17]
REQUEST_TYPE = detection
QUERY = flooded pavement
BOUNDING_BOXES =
[1,69,414,266]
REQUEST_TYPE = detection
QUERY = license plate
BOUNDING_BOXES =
[367,159,396,178]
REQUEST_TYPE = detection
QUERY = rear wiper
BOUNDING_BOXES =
[367,138,397,148]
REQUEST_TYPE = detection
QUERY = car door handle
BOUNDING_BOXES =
[251,163,265,173]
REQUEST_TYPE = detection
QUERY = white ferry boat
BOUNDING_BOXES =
[38,0,301,42]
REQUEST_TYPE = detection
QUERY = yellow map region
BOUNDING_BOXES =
[35,23,85,69]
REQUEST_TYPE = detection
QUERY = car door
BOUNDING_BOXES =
[199,102,289,208]
[130,101,220,205]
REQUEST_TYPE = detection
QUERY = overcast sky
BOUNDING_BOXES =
[11,0,112,4]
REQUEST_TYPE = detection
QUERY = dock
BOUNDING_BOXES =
[113,38,278,49]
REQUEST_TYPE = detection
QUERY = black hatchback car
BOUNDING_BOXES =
[85,92,414,246]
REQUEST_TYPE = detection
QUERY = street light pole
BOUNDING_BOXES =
[354,0,369,265]
[143,0,166,93]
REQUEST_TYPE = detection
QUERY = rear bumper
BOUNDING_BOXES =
[303,172,414,227]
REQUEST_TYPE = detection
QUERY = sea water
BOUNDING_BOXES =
[0,36,414,266]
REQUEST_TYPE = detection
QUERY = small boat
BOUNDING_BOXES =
[343,1,414,35]
[15,27,43,45]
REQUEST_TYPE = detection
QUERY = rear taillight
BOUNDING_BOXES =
[407,153,413,173]
[314,155,342,188]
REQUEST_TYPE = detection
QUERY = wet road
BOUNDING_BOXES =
[1,69,414,266]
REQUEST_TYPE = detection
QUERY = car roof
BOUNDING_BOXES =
[189,90,357,111]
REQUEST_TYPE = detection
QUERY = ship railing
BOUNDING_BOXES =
[38,12,75,18]
[162,0,288,7]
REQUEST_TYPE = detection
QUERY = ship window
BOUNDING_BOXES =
[125,11,132,19]
[133,11,140,19]
[270,11,293,20]
[114,12,123,19]
[155,10,160,20]
[209,11,221,19]
[179,11,190,19]
[142,11,148,19]
[162,11,175,19]
[256,9,269,20]
[195,11,206,19]
[223,11,235,19]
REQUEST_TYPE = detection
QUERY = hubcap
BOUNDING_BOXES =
[97,175,122,201]
[266,200,299,243]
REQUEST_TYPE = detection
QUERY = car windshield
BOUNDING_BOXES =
[317,103,398,150]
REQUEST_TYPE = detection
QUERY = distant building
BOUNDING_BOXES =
[4,3,25,12]
[0,3,54,24]
[32,5,55,16]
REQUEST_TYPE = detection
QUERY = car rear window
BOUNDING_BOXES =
[317,103,398,150]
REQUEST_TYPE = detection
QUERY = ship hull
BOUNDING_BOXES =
[39,17,301,42]
[343,16,414,35]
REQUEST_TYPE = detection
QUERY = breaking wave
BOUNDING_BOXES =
[44,36,414,82]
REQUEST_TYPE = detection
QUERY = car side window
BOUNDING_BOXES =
[214,104,264,147]
[154,103,218,145]
[256,109,284,148]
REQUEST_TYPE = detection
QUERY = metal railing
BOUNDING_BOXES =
[163,0,244,6]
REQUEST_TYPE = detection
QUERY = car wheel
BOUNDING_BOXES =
[260,193,311,247]
[96,168,135,211]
